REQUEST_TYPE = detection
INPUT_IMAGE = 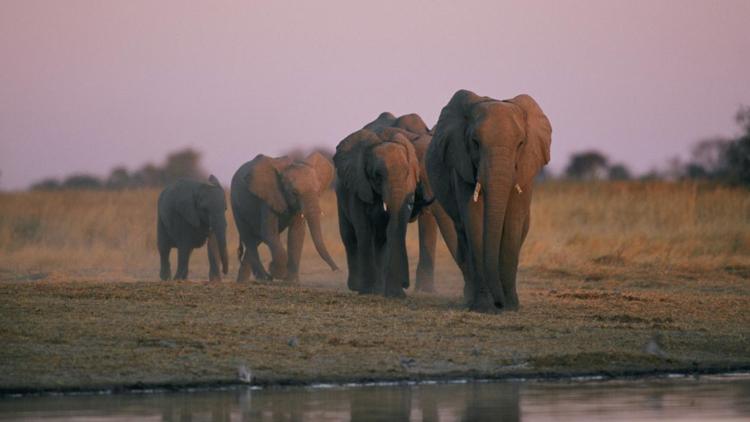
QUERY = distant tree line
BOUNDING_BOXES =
[25,106,749,190]
[30,148,206,191]
[559,105,749,186]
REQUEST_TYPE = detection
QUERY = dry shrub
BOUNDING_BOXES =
[0,182,748,281]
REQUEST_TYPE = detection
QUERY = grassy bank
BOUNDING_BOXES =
[1,182,749,392]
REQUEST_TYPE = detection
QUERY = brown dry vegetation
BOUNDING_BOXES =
[1,182,749,392]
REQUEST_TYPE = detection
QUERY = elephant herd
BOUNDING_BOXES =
[156,89,552,313]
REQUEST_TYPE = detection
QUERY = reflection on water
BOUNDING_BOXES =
[1,374,749,421]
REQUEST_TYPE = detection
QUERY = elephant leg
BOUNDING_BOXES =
[157,220,172,281]
[459,195,496,313]
[415,210,437,293]
[433,204,472,292]
[236,240,252,283]
[245,239,271,281]
[373,220,388,294]
[497,190,533,310]
[175,246,192,280]
[207,232,221,282]
[338,206,360,292]
[285,214,305,282]
[260,211,287,280]
[353,217,377,294]
[454,222,475,303]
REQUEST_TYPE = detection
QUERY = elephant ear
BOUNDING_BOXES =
[334,129,382,203]
[246,154,291,214]
[175,181,201,228]
[506,94,552,188]
[432,89,493,184]
[395,113,430,135]
[304,152,335,192]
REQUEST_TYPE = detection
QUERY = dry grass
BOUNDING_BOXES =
[1,181,749,392]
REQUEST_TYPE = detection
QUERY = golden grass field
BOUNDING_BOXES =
[1,182,749,392]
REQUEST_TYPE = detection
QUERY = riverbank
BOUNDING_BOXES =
[1,182,748,395]
[2,266,748,395]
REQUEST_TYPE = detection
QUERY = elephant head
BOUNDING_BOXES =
[178,174,229,276]
[430,89,551,309]
[334,129,425,291]
[247,152,338,272]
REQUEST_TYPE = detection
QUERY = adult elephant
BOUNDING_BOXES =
[157,175,229,281]
[334,129,432,297]
[231,152,339,283]
[363,112,465,293]
[426,90,552,312]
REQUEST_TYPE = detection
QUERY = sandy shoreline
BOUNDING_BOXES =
[2,274,748,397]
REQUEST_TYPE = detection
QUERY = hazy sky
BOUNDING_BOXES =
[1,0,748,190]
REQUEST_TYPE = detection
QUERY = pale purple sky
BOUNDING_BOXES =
[1,0,748,190]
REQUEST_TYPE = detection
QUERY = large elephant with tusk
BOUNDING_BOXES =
[426,90,552,312]
[231,152,339,283]
[334,128,433,297]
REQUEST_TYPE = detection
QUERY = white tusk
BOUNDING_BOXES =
[473,182,481,202]
[383,202,388,211]
[300,213,304,219]
[515,184,523,194]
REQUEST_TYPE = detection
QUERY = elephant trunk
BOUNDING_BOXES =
[301,195,339,271]
[210,214,229,274]
[384,188,410,291]
[481,147,515,308]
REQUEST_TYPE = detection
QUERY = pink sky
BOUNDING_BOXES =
[1,0,748,190]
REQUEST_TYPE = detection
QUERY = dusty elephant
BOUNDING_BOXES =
[363,112,466,293]
[334,129,432,297]
[231,152,338,282]
[426,90,552,312]
[157,175,229,281]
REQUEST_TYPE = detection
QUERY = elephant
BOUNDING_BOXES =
[231,152,338,283]
[157,175,229,281]
[426,90,552,312]
[363,112,465,293]
[334,128,432,297]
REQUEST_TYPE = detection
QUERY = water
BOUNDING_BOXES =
[1,374,749,421]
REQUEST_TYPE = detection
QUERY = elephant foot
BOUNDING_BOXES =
[468,294,501,314]
[501,301,520,312]
[468,302,502,314]
[254,273,272,282]
[159,272,171,281]
[415,279,435,293]
[209,273,221,282]
[269,263,287,281]
[284,274,300,284]
[383,285,406,298]
[347,276,362,292]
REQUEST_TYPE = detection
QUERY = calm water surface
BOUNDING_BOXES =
[1,374,749,421]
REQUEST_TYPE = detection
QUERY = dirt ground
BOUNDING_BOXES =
[1,182,749,393]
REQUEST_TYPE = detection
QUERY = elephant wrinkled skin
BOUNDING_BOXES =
[157,175,229,281]
[426,90,552,312]
[231,152,338,283]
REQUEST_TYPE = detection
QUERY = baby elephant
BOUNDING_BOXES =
[157,175,229,281]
